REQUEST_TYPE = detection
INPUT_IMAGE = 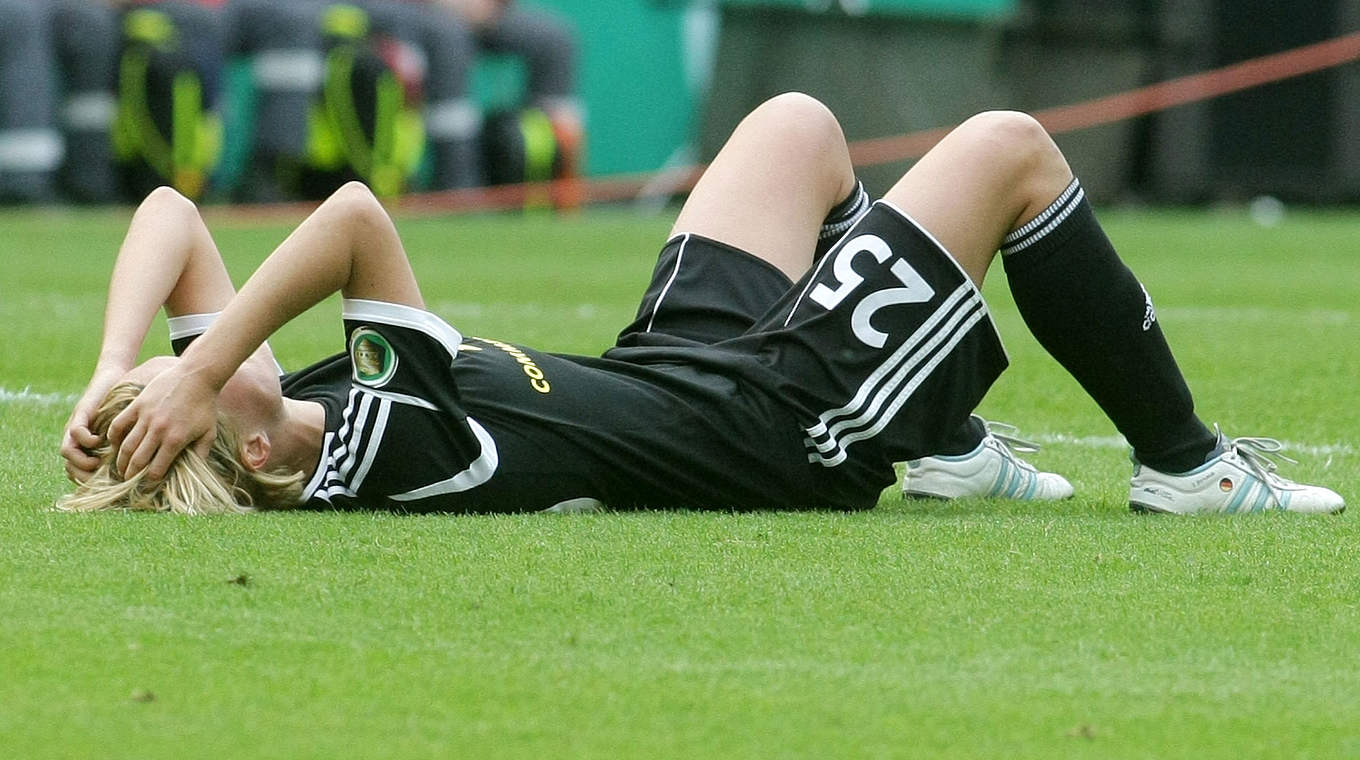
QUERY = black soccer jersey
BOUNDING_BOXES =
[291,299,819,512]
[172,300,817,512]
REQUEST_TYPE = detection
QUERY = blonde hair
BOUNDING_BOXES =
[57,383,304,515]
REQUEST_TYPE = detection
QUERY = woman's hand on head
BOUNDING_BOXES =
[60,357,182,482]
[61,365,129,483]
[61,396,108,484]
[108,364,220,483]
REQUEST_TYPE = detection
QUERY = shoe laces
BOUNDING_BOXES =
[1222,426,1299,502]
[981,419,1041,471]
[982,419,1040,453]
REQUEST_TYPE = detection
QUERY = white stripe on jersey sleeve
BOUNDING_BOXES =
[166,312,222,342]
[299,431,336,504]
[342,298,463,363]
[346,397,391,493]
[360,387,439,411]
[389,417,499,501]
[336,390,374,481]
[303,392,392,505]
[166,312,287,375]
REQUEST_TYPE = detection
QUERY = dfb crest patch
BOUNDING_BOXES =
[350,327,398,387]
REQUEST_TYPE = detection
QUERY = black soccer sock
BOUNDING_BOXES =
[930,415,988,457]
[814,180,870,262]
[1001,179,1218,473]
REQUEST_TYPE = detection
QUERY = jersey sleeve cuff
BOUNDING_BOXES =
[167,311,287,375]
[342,298,463,362]
[166,312,221,343]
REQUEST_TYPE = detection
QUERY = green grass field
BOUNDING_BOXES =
[2,203,1358,758]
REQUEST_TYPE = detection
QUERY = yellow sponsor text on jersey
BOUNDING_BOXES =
[470,337,552,394]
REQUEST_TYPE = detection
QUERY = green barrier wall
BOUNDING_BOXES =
[519,0,696,177]
[526,0,1017,178]
[698,4,1016,195]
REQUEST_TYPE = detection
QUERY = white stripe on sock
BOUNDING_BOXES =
[1002,187,1086,255]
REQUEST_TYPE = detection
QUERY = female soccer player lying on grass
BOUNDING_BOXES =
[59,93,1344,515]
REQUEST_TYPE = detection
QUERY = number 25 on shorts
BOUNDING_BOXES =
[808,234,936,349]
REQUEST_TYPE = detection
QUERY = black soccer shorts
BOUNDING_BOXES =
[611,200,1009,508]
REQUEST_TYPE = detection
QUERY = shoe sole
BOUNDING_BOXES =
[1130,501,1347,516]
[906,490,1075,502]
[902,491,951,501]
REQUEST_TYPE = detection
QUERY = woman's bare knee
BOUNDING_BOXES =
[134,187,212,244]
[669,94,854,280]
[141,186,196,217]
[743,93,853,191]
[329,181,381,210]
[880,111,1073,285]
[952,111,1072,211]
[952,112,1060,171]
[749,92,842,143]
[326,182,391,231]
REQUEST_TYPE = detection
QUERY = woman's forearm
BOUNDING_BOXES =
[96,187,235,371]
[108,184,423,481]
[178,182,422,391]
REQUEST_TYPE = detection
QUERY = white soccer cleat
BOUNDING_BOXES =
[902,419,1074,501]
[1129,430,1345,515]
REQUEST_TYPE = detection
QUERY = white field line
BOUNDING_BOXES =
[0,386,79,408]
[1030,432,1356,459]
[0,386,1352,459]
[1158,305,1354,325]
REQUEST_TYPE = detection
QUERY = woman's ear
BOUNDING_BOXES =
[241,432,272,471]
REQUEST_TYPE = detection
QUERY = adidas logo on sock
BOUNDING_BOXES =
[1140,283,1158,331]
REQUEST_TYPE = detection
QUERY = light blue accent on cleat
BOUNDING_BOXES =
[903,418,1074,502]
